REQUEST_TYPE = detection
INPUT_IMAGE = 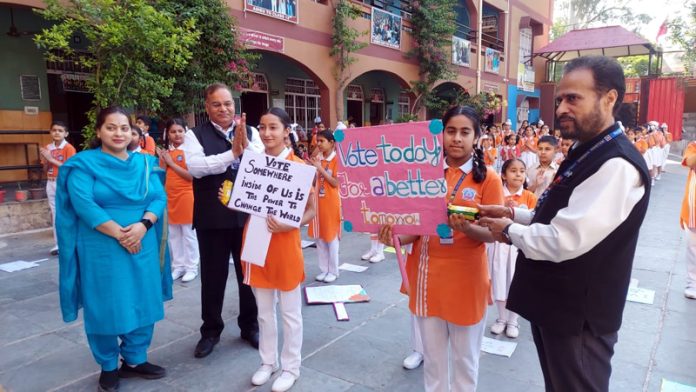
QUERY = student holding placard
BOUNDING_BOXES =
[379,106,504,392]
[236,107,316,392]
[308,130,342,283]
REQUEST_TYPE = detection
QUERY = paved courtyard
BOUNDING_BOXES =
[0,158,695,392]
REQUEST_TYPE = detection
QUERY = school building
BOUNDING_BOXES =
[0,0,554,183]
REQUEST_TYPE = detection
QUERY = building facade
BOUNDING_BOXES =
[0,0,553,182]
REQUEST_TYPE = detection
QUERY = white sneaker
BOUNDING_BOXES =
[171,269,185,281]
[369,253,385,263]
[182,271,198,282]
[505,323,520,338]
[656,174,662,181]
[315,272,328,282]
[685,287,696,299]
[251,364,278,386]
[50,246,59,256]
[402,351,423,370]
[271,371,297,392]
[651,179,656,186]
[490,319,506,335]
[361,250,376,260]
[323,273,337,283]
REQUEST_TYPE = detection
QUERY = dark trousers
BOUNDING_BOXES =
[197,228,258,338]
[531,323,618,392]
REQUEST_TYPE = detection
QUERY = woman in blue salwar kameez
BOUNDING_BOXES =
[56,106,173,392]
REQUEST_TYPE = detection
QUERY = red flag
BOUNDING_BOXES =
[656,19,668,42]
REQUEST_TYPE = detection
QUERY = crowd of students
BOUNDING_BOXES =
[47,97,678,392]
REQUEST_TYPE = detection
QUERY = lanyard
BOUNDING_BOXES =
[536,127,623,209]
[447,169,467,204]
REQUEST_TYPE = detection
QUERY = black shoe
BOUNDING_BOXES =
[118,361,166,380]
[194,336,220,358]
[241,330,259,349]
[98,369,119,392]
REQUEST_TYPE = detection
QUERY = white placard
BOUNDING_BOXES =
[228,150,315,228]
[0,260,39,273]
[305,285,370,304]
[241,215,273,267]
[339,263,369,273]
[661,379,696,392]
[480,337,517,357]
[627,286,656,305]
[301,240,316,249]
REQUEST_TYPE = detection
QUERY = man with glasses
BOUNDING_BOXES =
[182,83,264,358]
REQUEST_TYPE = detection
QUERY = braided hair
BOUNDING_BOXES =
[441,106,487,183]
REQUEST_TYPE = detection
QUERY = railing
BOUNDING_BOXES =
[0,131,45,174]
[454,22,505,53]
[44,49,94,75]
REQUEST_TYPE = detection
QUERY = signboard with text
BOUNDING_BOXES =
[228,150,315,227]
[335,121,447,236]
[244,0,298,24]
[240,28,285,53]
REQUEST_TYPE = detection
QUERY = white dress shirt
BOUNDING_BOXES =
[508,158,645,262]
[182,121,264,179]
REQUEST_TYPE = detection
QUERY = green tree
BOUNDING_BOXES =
[618,55,657,77]
[158,0,258,117]
[669,2,696,74]
[330,0,367,122]
[408,0,457,115]
[34,0,198,143]
[552,0,651,39]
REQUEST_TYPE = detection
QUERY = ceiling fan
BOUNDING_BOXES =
[7,7,39,38]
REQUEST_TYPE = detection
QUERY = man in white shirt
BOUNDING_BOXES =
[479,56,651,391]
[182,83,264,358]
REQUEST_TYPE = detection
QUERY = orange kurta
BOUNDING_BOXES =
[680,142,696,228]
[308,151,341,242]
[141,135,156,155]
[405,166,504,326]
[634,139,649,154]
[483,147,498,167]
[242,151,307,291]
[165,148,194,224]
[45,141,76,179]
[519,136,538,153]
[505,187,537,210]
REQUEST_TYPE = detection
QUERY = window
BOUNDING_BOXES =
[285,78,321,130]
[370,88,385,102]
[398,92,410,117]
[242,73,269,92]
[347,85,364,101]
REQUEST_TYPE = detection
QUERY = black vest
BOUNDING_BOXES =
[507,125,651,336]
[191,121,253,230]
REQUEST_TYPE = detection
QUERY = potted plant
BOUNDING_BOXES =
[28,167,46,200]
[15,182,28,202]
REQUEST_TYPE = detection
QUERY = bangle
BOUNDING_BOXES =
[140,218,153,230]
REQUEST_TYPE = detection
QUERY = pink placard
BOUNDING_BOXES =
[335,121,448,236]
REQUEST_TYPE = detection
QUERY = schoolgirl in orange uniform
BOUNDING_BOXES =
[487,159,537,339]
[380,106,504,392]
[500,134,520,161]
[480,135,498,169]
[240,107,316,392]
[308,130,342,283]
[680,141,696,299]
[158,118,199,283]
[519,125,539,169]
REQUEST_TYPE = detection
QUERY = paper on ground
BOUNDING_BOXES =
[0,260,39,273]
[661,379,696,392]
[305,285,370,304]
[480,337,517,358]
[339,263,368,273]
[241,215,272,267]
[629,278,639,288]
[301,240,316,249]
[384,246,396,254]
[627,286,655,305]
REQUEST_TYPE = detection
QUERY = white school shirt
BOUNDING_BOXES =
[182,120,264,178]
[507,158,645,262]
